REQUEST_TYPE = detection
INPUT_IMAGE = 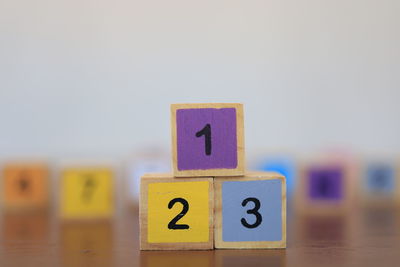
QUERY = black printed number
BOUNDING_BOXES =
[241,197,262,229]
[318,174,330,197]
[18,171,30,194]
[195,124,212,156]
[168,198,190,230]
[82,175,97,202]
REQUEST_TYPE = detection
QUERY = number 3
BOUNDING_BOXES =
[241,197,262,229]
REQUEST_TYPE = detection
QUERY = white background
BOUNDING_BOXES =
[1,0,399,160]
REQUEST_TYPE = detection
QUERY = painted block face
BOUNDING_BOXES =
[140,174,214,250]
[222,180,282,242]
[171,103,244,177]
[214,172,286,249]
[60,168,114,219]
[177,108,237,170]
[148,181,210,243]
[364,163,395,195]
[2,164,49,210]
[308,167,343,201]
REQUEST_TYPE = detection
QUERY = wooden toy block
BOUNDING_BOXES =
[60,167,114,220]
[361,161,398,202]
[171,103,245,177]
[214,172,286,249]
[257,155,297,196]
[1,162,49,211]
[140,173,214,250]
[295,161,355,215]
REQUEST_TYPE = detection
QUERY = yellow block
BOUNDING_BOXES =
[147,181,210,243]
[60,168,113,219]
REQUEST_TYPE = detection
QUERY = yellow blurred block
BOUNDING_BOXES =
[2,163,49,211]
[60,168,114,219]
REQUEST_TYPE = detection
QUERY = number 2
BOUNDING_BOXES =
[168,198,190,230]
[196,124,212,156]
[241,197,262,229]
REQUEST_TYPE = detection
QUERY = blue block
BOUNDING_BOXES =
[222,179,282,242]
[257,158,296,195]
[364,163,396,195]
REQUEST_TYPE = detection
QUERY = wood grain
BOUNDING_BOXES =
[1,205,400,266]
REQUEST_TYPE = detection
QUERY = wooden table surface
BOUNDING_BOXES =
[1,205,399,267]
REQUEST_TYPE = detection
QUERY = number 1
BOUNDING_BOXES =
[196,124,212,156]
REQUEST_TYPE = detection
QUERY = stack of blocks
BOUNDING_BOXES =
[140,103,287,250]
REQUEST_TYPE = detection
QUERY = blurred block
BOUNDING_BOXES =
[309,167,343,200]
[60,167,114,220]
[2,213,49,242]
[61,222,113,267]
[214,172,286,249]
[126,157,170,205]
[171,103,244,177]
[257,156,296,196]
[295,162,355,215]
[364,162,396,195]
[140,174,213,250]
[1,163,49,211]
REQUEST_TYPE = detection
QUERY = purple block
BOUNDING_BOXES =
[176,108,237,170]
[308,167,343,201]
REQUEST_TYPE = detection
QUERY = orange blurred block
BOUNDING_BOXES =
[1,163,49,211]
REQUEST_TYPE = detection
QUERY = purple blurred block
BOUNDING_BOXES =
[176,108,237,170]
[308,167,343,201]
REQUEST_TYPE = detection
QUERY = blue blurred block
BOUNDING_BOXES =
[257,157,296,196]
[364,163,396,196]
